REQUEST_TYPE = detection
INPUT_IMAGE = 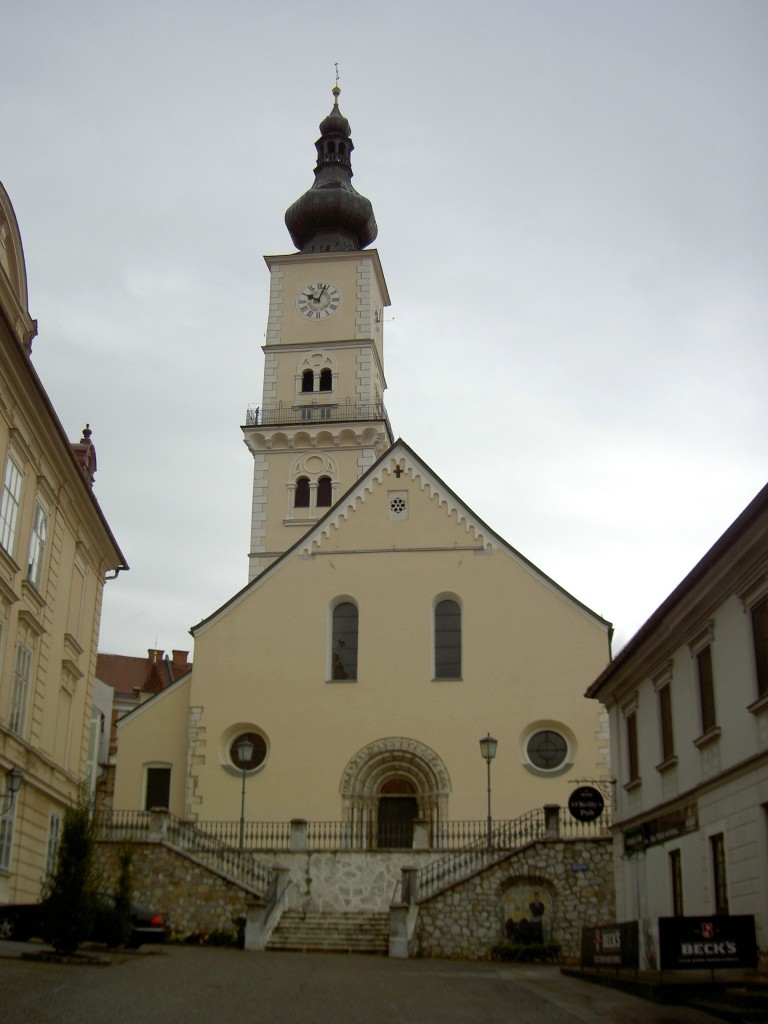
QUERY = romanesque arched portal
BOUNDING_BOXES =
[339,737,451,849]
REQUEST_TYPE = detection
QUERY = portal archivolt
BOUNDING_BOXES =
[339,737,451,848]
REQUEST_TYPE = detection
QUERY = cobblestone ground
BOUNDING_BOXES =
[0,946,725,1024]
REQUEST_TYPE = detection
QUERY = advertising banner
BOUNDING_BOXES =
[581,921,639,968]
[659,916,757,970]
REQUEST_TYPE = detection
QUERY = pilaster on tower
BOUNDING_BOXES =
[243,87,393,580]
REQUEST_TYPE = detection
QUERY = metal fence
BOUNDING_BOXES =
[96,808,610,857]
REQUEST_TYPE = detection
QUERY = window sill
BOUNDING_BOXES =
[432,677,463,683]
[747,692,768,716]
[623,777,642,792]
[693,726,721,749]
[21,578,45,611]
[326,678,357,684]
[655,755,678,774]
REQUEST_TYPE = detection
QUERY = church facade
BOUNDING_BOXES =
[113,89,612,845]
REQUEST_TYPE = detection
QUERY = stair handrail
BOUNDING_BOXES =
[96,809,276,896]
[416,808,546,903]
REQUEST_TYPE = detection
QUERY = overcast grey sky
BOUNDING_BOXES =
[2,0,766,659]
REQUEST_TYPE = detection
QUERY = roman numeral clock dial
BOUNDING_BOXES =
[297,282,341,320]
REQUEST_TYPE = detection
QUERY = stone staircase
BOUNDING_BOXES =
[266,910,389,954]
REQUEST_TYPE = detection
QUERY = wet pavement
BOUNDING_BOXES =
[0,942,732,1023]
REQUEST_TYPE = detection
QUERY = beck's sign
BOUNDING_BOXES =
[581,921,639,968]
[659,916,757,970]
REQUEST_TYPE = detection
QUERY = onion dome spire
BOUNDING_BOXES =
[285,84,378,253]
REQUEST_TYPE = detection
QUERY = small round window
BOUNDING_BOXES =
[526,730,567,771]
[230,732,268,771]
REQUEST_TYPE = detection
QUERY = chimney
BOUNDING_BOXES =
[172,650,189,668]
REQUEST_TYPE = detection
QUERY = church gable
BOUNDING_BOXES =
[302,444,496,556]
[193,439,606,638]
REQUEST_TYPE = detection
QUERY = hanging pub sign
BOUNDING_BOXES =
[659,916,757,971]
[568,785,605,823]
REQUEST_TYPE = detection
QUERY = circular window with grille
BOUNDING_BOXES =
[390,497,406,514]
[526,730,568,771]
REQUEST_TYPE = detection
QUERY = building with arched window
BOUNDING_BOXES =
[112,89,612,853]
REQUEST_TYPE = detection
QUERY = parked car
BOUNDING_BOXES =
[0,895,169,947]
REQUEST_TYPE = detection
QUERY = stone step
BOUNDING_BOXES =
[267,911,389,954]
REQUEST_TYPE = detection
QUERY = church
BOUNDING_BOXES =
[112,87,613,847]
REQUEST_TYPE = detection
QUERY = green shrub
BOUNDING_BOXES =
[491,941,561,963]
[175,928,239,947]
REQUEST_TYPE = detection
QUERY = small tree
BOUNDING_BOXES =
[104,847,133,948]
[42,789,96,954]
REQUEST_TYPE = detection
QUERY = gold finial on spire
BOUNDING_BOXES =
[332,62,340,104]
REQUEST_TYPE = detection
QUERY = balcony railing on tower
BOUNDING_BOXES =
[245,399,392,436]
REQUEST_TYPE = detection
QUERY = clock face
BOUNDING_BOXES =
[297,282,341,320]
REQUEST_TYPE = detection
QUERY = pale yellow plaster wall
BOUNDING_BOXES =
[113,677,192,817]
[157,456,611,827]
[265,250,388,365]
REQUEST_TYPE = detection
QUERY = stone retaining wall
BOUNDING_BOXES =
[94,842,247,937]
[416,838,614,961]
[95,837,613,957]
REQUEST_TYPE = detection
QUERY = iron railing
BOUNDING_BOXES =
[97,809,610,858]
[245,399,392,435]
[417,809,547,904]
[194,819,291,849]
[95,811,276,896]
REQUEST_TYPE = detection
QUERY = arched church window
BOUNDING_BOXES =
[319,368,333,392]
[332,602,358,680]
[301,369,314,393]
[294,477,310,508]
[316,475,332,507]
[434,599,461,679]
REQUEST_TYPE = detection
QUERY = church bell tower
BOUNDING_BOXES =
[243,86,392,579]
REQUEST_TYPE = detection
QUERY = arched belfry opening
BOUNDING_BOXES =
[339,738,450,849]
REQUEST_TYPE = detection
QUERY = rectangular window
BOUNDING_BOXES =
[658,684,674,762]
[144,767,171,810]
[710,832,729,915]
[27,501,49,589]
[697,646,717,734]
[9,642,32,735]
[0,801,15,871]
[0,455,23,555]
[626,711,639,782]
[752,596,768,698]
[45,813,62,878]
[669,849,684,916]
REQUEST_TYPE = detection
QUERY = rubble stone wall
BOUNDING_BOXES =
[416,838,614,961]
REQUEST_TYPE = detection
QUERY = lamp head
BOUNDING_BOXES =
[479,734,498,763]
[236,739,255,767]
[6,767,22,795]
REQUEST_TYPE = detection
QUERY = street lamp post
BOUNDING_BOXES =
[479,734,497,849]
[237,738,255,851]
[1,767,22,818]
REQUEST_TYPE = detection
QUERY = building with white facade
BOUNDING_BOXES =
[587,482,768,963]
